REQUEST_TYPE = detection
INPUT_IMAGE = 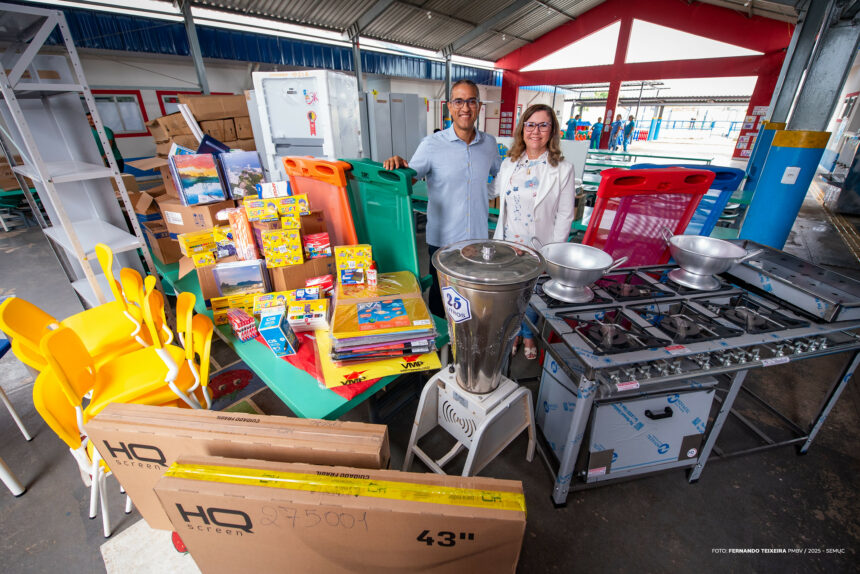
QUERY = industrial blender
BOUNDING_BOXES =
[403,240,544,476]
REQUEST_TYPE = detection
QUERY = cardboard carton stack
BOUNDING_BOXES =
[85,403,390,531]
[178,94,256,152]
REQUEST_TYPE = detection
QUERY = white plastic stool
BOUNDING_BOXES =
[403,365,535,476]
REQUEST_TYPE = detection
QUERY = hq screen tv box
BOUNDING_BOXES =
[154,455,527,574]
[85,403,389,530]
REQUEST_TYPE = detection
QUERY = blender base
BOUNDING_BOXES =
[402,367,536,477]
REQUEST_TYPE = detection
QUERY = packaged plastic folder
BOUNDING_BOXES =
[331,271,433,339]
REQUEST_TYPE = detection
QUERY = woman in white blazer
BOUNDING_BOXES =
[491,103,576,359]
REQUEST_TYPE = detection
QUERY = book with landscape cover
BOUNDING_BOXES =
[218,151,264,198]
[169,153,228,206]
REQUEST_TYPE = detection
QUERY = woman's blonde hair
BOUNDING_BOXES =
[508,104,563,167]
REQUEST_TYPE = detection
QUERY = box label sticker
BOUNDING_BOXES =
[762,356,790,367]
[441,286,471,323]
[781,166,801,185]
[164,211,183,225]
[588,466,607,477]
[665,344,687,355]
[615,380,640,392]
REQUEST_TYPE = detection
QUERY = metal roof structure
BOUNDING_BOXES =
[185,1,812,62]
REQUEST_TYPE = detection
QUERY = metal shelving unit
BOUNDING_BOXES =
[0,2,159,307]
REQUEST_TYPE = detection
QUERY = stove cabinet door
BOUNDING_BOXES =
[536,355,580,462]
[586,388,715,482]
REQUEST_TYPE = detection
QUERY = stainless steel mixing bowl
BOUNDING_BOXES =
[532,238,628,303]
[667,234,761,276]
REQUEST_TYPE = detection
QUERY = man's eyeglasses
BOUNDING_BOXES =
[524,122,552,132]
[450,98,480,109]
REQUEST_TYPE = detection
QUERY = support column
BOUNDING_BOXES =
[769,0,833,122]
[351,36,364,93]
[599,79,621,149]
[789,19,860,131]
[499,71,519,137]
[179,0,209,95]
[443,53,453,129]
[599,15,631,149]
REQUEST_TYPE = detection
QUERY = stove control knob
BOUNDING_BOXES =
[609,372,621,384]
[818,337,829,350]
[749,347,761,361]
[656,362,670,377]
[718,352,732,366]
[694,354,711,370]
[637,365,651,379]
[774,343,787,357]
[622,367,636,381]
[807,338,820,352]
[671,360,683,374]
[793,340,808,354]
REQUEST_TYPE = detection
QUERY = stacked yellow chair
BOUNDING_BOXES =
[0,243,215,536]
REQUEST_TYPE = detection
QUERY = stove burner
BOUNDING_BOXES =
[560,309,671,355]
[661,314,703,340]
[639,267,734,295]
[629,301,743,344]
[596,272,674,301]
[534,276,611,308]
[701,294,809,333]
[723,307,770,331]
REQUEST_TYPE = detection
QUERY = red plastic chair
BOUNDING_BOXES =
[582,168,714,266]
[282,157,359,246]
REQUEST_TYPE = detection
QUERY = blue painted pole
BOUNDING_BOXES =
[739,130,830,249]
[743,121,786,192]
[653,118,662,140]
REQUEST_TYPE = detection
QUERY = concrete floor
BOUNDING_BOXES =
[1,182,859,573]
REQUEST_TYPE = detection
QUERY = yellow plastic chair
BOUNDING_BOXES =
[58,244,146,357]
[163,313,215,409]
[32,370,126,537]
[79,288,201,417]
[175,292,196,348]
[0,296,56,371]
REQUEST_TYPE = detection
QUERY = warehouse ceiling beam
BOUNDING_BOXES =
[177,0,210,95]
[532,0,576,21]
[345,0,396,40]
[444,0,533,54]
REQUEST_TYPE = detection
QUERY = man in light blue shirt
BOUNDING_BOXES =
[384,79,502,317]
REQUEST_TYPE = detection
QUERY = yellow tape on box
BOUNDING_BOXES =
[164,463,526,513]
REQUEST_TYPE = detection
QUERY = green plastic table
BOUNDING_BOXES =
[150,256,404,420]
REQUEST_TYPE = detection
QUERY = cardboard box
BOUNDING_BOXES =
[147,118,169,143]
[127,157,178,197]
[258,306,298,356]
[85,404,390,531]
[160,112,193,137]
[222,118,237,142]
[154,456,526,574]
[128,189,165,223]
[178,94,248,121]
[269,256,335,292]
[111,173,139,196]
[235,115,253,139]
[142,221,182,264]
[156,196,234,237]
[300,210,327,236]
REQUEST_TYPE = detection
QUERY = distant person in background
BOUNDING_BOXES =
[589,117,603,149]
[86,112,124,172]
[609,114,623,151]
[565,114,580,140]
[623,115,636,152]
[491,104,575,359]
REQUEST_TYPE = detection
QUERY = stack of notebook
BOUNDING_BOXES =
[329,271,436,364]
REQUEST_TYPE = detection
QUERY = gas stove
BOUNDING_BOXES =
[529,264,860,391]
[529,257,860,505]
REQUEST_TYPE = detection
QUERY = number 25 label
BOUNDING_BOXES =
[441,286,471,323]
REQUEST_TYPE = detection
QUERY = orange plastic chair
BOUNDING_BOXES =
[283,156,359,246]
